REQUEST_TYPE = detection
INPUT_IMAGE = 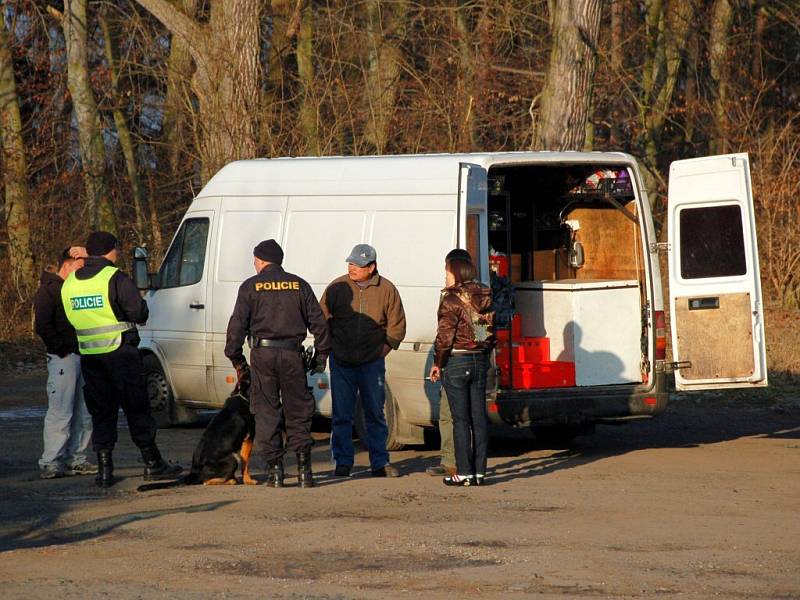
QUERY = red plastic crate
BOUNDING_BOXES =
[516,337,550,362]
[511,361,575,389]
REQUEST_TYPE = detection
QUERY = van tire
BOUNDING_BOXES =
[143,354,197,428]
[353,386,405,451]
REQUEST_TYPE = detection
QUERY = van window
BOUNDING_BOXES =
[160,218,209,288]
[217,211,283,283]
[372,211,456,286]
[679,204,746,279]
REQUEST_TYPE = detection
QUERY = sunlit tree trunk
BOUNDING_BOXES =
[0,25,35,295]
[363,0,406,154]
[533,0,604,151]
[296,1,319,154]
[134,0,264,183]
[55,0,116,233]
[709,0,734,154]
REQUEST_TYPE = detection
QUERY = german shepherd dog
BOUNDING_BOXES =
[138,376,256,491]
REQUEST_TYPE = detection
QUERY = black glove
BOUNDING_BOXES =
[310,354,327,375]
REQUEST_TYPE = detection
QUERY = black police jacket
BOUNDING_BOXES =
[225,264,331,368]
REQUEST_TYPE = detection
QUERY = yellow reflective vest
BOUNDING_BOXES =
[61,266,134,355]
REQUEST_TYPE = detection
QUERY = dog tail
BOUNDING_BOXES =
[136,472,200,492]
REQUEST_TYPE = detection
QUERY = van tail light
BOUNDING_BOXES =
[655,310,667,360]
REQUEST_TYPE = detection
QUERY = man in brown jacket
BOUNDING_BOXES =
[321,244,406,477]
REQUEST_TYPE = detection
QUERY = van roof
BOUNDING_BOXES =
[198,151,637,198]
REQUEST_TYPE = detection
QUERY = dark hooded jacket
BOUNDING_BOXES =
[33,270,78,356]
[433,281,495,368]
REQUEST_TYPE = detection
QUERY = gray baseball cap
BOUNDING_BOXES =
[346,244,377,267]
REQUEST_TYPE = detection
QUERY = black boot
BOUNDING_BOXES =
[266,460,284,488]
[141,445,183,481]
[95,450,115,488]
[297,451,314,488]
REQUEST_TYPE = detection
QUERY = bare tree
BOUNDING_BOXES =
[0,23,35,295]
[533,0,604,151]
[709,0,735,154]
[133,0,266,182]
[50,0,117,233]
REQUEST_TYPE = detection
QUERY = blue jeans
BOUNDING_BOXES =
[442,353,489,477]
[330,356,390,469]
[39,353,92,469]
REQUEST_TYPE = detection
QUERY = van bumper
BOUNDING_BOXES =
[487,372,668,427]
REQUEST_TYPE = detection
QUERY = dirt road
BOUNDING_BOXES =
[1,370,798,599]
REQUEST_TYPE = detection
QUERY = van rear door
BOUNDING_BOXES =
[667,153,767,391]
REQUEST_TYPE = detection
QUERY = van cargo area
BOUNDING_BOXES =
[483,163,648,394]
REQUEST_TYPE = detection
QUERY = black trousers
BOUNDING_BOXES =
[250,347,314,463]
[80,344,157,453]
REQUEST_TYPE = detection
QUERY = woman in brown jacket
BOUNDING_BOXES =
[429,250,494,486]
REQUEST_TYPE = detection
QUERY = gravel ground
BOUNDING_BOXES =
[1,369,798,599]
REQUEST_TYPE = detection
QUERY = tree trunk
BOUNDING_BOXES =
[532,0,604,151]
[60,0,117,233]
[0,25,35,295]
[162,0,198,177]
[296,1,319,154]
[133,0,264,183]
[363,0,406,154]
[98,10,147,244]
[709,0,735,154]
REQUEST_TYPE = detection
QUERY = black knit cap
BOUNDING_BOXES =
[445,248,473,263]
[85,231,119,256]
[253,239,284,264]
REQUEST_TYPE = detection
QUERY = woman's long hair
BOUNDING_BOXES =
[446,258,477,284]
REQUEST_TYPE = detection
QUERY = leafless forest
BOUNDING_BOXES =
[1,0,798,346]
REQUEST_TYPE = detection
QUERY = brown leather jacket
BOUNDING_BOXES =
[433,281,495,368]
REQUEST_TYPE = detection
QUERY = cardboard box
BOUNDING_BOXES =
[532,249,573,280]
[511,253,525,282]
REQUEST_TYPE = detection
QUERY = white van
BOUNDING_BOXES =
[133,151,767,446]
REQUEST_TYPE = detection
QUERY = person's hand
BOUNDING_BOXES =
[429,365,441,383]
[381,343,392,358]
[310,355,327,374]
[69,246,88,259]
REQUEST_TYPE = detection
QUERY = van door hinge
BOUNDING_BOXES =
[667,361,691,372]
[650,242,670,253]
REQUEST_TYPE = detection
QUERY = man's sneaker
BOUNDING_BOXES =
[333,464,352,477]
[371,464,400,478]
[66,462,99,476]
[40,465,65,479]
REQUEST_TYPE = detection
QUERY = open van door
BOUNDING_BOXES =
[458,163,489,283]
[667,153,767,391]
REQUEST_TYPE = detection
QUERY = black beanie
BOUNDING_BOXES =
[86,231,119,256]
[445,248,473,263]
[253,239,284,264]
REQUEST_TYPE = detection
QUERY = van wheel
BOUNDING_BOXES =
[143,354,197,428]
[354,386,405,451]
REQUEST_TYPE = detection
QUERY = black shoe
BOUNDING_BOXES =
[297,452,314,488]
[371,464,400,478]
[474,474,486,486]
[95,450,115,488]
[334,464,352,477]
[141,446,183,481]
[443,474,474,487]
[266,460,284,488]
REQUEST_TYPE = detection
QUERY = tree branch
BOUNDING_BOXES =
[133,0,205,55]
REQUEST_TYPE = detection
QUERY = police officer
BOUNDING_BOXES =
[225,239,330,488]
[61,231,182,488]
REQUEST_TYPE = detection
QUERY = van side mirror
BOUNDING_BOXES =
[133,247,151,290]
